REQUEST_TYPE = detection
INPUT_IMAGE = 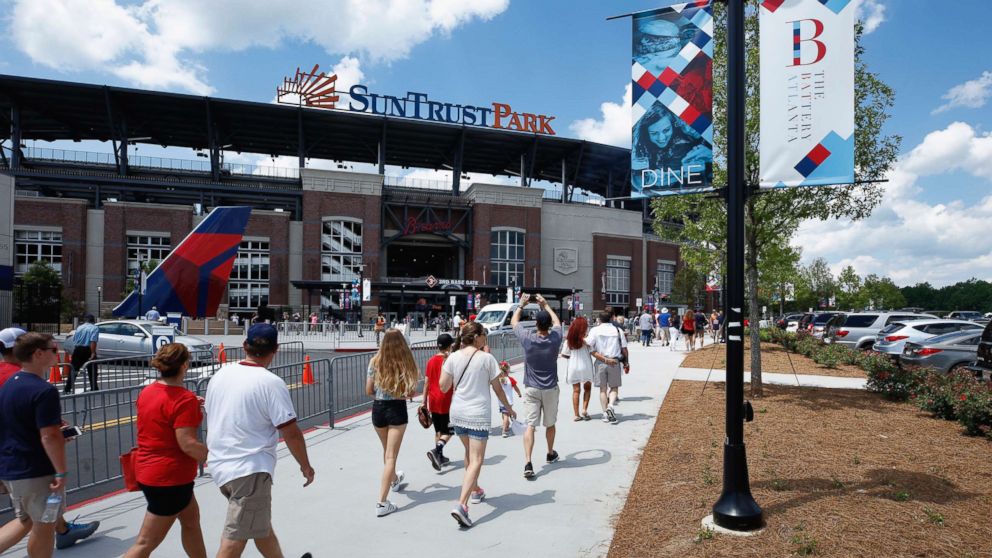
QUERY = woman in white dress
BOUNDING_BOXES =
[561,316,594,421]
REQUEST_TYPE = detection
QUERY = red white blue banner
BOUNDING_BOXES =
[759,0,855,188]
[630,1,714,198]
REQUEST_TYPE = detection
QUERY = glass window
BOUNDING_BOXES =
[321,220,363,282]
[843,315,878,328]
[14,229,62,276]
[606,256,630,306]
[127,234,171,276]
[655,261,675,296]
[230,240,271,311]
[490,230,525,287]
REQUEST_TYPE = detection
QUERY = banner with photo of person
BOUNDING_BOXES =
[630,1,714,198]
[759,0,855,188]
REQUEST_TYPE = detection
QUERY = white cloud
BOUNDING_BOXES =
[932,71,992,114]
[9,0,509,94]
[854,0,886,34]
[569,84,631,148]
[794,122,992,287]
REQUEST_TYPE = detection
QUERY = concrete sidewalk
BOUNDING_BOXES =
[3,341,705,558]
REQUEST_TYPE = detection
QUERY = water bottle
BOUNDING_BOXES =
[40,492,61,523]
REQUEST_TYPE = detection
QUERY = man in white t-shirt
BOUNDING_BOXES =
[205,324,315,558]
[586,310,630,423]
[452,312,463,335]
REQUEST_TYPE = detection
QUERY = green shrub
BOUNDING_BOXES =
[953,379,992,438]
[795,332,820,358]
[913,370,974,420]
[865,355,920,401]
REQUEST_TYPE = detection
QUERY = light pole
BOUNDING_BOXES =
[96,286,102,320]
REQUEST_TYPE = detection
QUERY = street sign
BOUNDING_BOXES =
[363,279,371,302]
[449,295,456,307]
[151,326,175,351]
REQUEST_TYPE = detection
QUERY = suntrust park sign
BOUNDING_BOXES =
[348,85,556,135]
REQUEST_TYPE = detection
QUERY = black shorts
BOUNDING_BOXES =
[139,482,195,517]
[431,412,454,435]
[371,400,408,428]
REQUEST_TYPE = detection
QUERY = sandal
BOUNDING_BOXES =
[582,413,591,421]
[573,416,583,422]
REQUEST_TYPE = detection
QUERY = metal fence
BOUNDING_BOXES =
[273,323,447,347]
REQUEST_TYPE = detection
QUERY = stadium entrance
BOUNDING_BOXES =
[385,241,461,279]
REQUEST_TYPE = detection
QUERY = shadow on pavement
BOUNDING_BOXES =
[470,489,557,526]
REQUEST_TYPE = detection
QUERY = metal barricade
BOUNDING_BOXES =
[222,341,305,367]
[71,354,158,392]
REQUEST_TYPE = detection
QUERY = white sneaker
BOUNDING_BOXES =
[601,414,611,423]
[606,406,617,423]
[376,501,397,517]
[390,471,405,492]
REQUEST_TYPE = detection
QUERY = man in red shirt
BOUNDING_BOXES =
[424,333,455,470]
[0,327,100,552]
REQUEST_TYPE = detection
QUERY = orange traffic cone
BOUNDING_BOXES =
[48,364,61,383]
[302,355,315,385]
[217,343,226,364]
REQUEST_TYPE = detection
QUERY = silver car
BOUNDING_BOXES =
[900,330,981,374]
[63,320,214,363]
[872,319,983,357]
[829,312,937,350]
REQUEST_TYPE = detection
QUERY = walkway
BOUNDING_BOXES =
[2,339,865,557]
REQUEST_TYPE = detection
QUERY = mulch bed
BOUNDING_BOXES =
[609,381,992,558]
[680,341,866,379]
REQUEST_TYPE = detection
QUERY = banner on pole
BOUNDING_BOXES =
[759,0,855,188]
[630,1,714,198]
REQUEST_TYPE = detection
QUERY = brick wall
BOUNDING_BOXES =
[14,198,88,301]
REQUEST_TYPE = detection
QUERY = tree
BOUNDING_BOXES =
[652,3,900,396]
[836,265,862,310]
[901,282,938,310]
[861,274,906,310]
[757,242,801,315]
[796,257,836,310]
[672,266,706,308]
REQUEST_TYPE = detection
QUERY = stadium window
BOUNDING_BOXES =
[14,229,62,276]
[490,229,525,287]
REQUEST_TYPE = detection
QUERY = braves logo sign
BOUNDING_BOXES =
[277,64,339,109]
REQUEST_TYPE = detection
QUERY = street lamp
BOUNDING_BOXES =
[96,286,102,319]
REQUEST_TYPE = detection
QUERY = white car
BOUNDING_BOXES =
[872,319,984,358]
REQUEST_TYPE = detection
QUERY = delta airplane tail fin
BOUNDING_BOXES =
[113,206,252,319]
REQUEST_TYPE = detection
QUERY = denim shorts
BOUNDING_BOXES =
[453,425,489,440]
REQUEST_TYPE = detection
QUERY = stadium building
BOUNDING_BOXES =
[0,73,703,325]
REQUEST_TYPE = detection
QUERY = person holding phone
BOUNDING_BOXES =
[124,343,208,558]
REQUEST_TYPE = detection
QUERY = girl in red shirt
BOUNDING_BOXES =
[125,344,207,558]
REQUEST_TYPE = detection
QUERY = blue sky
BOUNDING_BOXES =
[1,0,990,288]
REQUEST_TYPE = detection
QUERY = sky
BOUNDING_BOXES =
[0,0,990,288]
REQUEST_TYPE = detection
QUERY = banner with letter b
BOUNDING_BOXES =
[759,0,855,188]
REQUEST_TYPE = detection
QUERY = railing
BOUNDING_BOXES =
[273,323,447,347]
[383,175,454,192]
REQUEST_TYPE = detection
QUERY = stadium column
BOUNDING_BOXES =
[205,99,220,182]
[378,120,387,175]
[452,128,465,196]
[9,104,20,169]
[560,158,567,203]
[297,107,306,170]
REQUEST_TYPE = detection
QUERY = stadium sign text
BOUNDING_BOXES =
[348,85,556,135]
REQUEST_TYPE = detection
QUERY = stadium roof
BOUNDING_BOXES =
[0,74,632,197]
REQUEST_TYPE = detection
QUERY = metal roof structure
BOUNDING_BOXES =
[0,73,633,199]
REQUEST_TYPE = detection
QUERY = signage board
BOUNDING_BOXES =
[553,248,578,275]
[151,326,175,351]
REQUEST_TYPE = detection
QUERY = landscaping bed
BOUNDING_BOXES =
[680,341,867,378]
[608,380,992,557]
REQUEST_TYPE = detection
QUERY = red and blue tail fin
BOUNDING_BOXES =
[113,206,252,318]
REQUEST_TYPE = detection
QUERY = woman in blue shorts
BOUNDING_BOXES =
[440,322,516,528]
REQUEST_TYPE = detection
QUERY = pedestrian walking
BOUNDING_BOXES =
[125,344,207,558]
[366,329,420,517]
[0,329,98,553]
[66,314,99,394]
[682,309,697,352]
[511,293,563,479]
[695,310,707,349]
[638,307,654,347]
[440,322,516,528]
[144,306,161,322]
[204,324,315,558]
[374,312,386,347]
[452,312,463,336]
[657,307,671,346]
[425,333,456,470]
[560,316,594,421]
[0,333,68,558]
[496,362,521,436]
[587,311,630,423]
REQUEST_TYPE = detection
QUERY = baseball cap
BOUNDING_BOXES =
[246,323,278,347]
[0,327,27,349]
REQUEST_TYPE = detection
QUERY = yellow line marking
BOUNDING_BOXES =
[84,415,136,432]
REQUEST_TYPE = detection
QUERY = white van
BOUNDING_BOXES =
[474,302,541,333]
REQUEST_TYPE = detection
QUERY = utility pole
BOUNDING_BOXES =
[712,0,763,531]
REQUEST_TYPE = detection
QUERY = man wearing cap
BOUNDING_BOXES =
[143,306,161,321]
[205,323,315,558]
[511,293,563,479]
[66,314,99,394]
[0,328,100,552]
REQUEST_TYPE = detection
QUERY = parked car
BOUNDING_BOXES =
[776,313,804,330]
[828,312,938,351]
[811,312,845,339]
[900,330,981,374]
[821,313,847,343]
[965,320,992,381]
[62,320,214,363]
[474,303,540,334]
[945,311,988,323]
[872,319,983,358]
